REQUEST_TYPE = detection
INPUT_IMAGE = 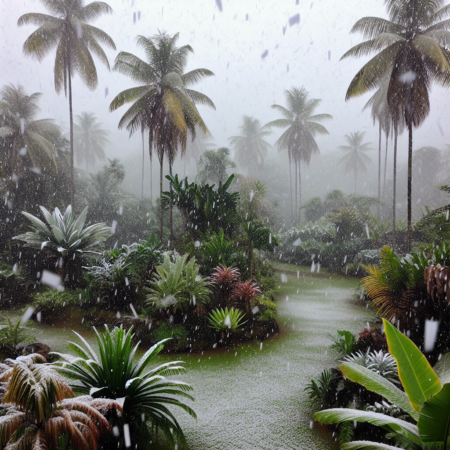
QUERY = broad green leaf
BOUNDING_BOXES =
[314,408,421,445]
[342,441,409,450]
[418,383,450,445]
[339,362,419,421]
[383,319,442,412]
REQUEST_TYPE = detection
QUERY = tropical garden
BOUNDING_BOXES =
[2,0,450,448]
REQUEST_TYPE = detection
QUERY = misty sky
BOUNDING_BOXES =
[1,0,450,165]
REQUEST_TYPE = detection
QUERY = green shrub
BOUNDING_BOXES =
[329,330,359,357]
[151,323,189,348]
[33,289,89,315]
[254,297,277,323]
[0,316,35,358]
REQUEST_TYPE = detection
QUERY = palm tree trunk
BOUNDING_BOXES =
[169,158,173,242]
[159,155,164,240]
[298,161,302,222]
[354,168,357,195]
[148,132,152,202]
[141,130,145,198]
[407,122,413,253]
[378,121,381,216]
[289,159,293,219]
[383,132,388,199]
[68,59,75,208]
[294,159,298,220]
[393,127,398,251]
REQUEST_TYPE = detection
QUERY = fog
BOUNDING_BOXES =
[1,0,449,203]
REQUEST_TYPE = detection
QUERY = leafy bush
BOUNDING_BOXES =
[210,265,240,307]
[151,323,189,349]
[254,297,277,323]
[231,281,262,313]
[33,289,88,316]
[329,330,359,357]
[0,317,35,358]
[314,318,450,449]
[0,262,32,306]
[146,253,211,312]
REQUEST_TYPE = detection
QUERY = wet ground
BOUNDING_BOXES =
[2,263,371,449]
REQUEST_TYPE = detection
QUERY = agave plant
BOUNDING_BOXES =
[53,325,196,447]
[146,253,211,311]
[0,354,122,449]
[314,318,450,449]
[208,307,247,341]
[14,205,111,284]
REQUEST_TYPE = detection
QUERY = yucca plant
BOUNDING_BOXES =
[314,318,450,449]
[0,354,122,449]
[14,205,111,285]
[53,325,196,447]
[208,307,247,341]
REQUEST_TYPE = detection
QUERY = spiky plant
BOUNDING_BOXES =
[146,253,211,311]
[53,325,196,447]
[231,281,262,313]
[210,264,240,307]
[208,307,247,337]
[14,205,111,284]
[0,355,121,449]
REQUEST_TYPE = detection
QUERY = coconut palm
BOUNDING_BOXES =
[339,132,372,195]
[18,0,116,207]
[0,355,121,449]
[265,87,332,219]
[0,84,59,177]
[229,116,271,178]
[109,32,215,239]
[73,111,109,174]
[342,0,450,251]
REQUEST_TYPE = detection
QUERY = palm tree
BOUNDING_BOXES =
[18,0,116,207]
[342,0,450,252]
[229,116,271,178]
[0,84,59,177]
[109,32,215,239]
[1,355,122,448]
[265,87,332,219]
[73,111,109,174]
[338,132,372,194]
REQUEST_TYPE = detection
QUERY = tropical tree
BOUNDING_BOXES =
[18,0,116,207]
[73,111,109,173]
[230,116,271,178]
[109,32,215,239]
[197,147,236,185]
[0,354,122,449]
[53,326,196,447]
[13,205,111,285]
[265,87,331,219]
[0,84,59,177]
[338,132,372,194]
[342,0,450,252]
[314,318,450,449]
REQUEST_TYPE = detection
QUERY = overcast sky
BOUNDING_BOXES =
[1,0,450,164]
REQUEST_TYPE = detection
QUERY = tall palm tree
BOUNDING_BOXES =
[73,111,109,174]
[342,0,450,251]
[18,0,116,207]
[265,87,332,219]
[0,84,59,177]
[229,116,271,178]
[109,32,215,239]
[339,132,372,194]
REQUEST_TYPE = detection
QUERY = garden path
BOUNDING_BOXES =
[173,263,372,450]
